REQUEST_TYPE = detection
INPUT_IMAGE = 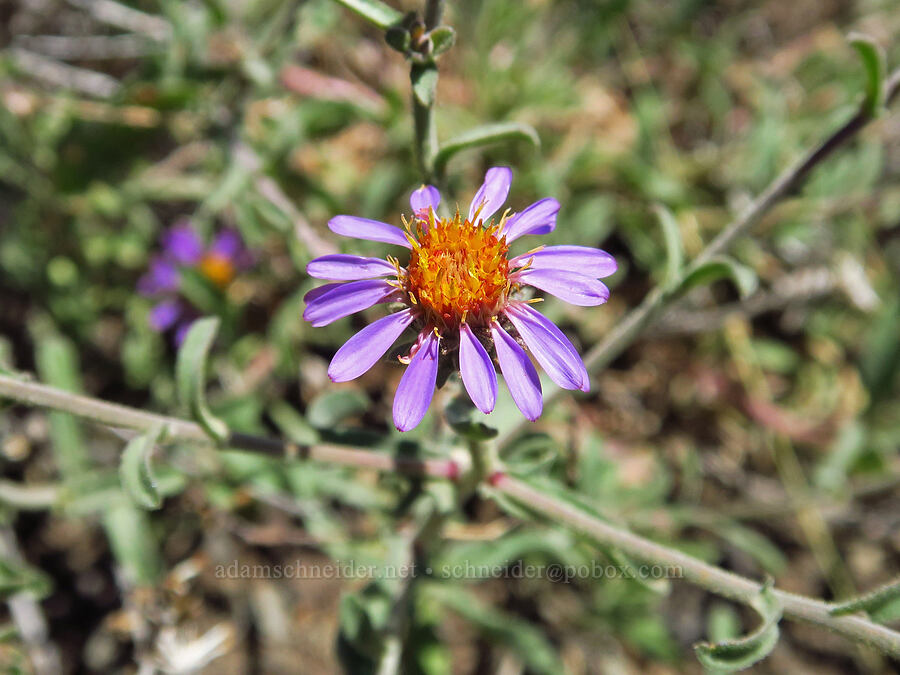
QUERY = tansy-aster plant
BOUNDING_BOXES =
[303,167,616,431]
[138,222,252,343]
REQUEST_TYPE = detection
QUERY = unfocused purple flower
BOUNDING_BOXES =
[304,168,617,431]
[162,222,204,265]
[139,222,251,341]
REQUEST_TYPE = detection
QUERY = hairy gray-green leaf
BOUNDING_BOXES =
[848,33,886,117]
[653,204,684,287]
[425,584,565,675]
[429,26,456,57]
[331,0,402,29]
[307,389,370,428]
[445,395,498,441]
[176,317,229,442]
[434,122,540,174]
[120,425,164,510]
[500,432,557,475]
[412,63,438,107]
[694,582,782,672]
[830,577,900,623]
[680,257,758,299]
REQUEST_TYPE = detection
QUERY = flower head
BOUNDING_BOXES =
[304,167,617,431]
[138,222,252,342]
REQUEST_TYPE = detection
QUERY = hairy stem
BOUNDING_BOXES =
[491,473,900,657]
[0,375,459,480]
[3,372,900,656]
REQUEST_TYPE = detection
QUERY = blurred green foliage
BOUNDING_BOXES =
[1,0,900,672]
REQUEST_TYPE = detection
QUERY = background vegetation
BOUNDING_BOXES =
[1,0,900,672]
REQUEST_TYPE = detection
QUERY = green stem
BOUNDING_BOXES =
[411,0,444,181]
[412,67,439,182]
[424,0,444,29]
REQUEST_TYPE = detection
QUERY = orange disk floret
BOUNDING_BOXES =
[198,253,236,288]
[405,211,511,329]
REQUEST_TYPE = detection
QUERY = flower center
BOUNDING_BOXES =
[199,253,236,288]
[404,212,510,328]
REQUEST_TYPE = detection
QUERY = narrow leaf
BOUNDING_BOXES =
[331,0,402,30]
[434,122,540,174]
[681,257,758,299]
[411,63,438,107]
[848,33,886,117]
[426,584,565,675]
[306,390,370,428]
[830,577,900,623]
[120,425,164,510]
[694,582,782,672]
[653,204,684,286]
[176,317,229,443]
[0,558,52,599]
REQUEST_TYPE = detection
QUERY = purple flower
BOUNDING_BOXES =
[138,222,251,341]
[304,167,617,431]
[161,222,204,265]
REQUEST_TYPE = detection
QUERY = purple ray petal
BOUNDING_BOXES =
[516,269,610,306]
[501,198,560,242]
[393,331,440,431]
[328,309,416,382]
[328,215,412,248]
[209,229,252,267]
[307,254,398,281]
[148,300,182,331]
[137,258,180,296]
[468,167,512,223]
[302,279,399,327]
[162,223,203,264]
[303,282,342,304]
[491,322,542,421]
[459,324,498,414]
[511,245,617,278]
[504,305,588,392]
[410,185,441,216]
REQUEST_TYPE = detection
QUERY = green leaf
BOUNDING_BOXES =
[269,400,318,445]
[0,558,52,599]
[429,26,456,57]
[176,317,229,443]
[680,257,758,299]
[830,577,900,623]
[652,204,684,287]
[694,582,782,672]
[813,422,866,493]
[385,25,411,53]
[120,426,164,510]
[35,335,90,477]
[331,0,402,29]
[434,122,540,174]
[848,33,886,117]
[412,63,438,107]
[425,584,565,675]
[102,500,161,585]
[445,395,498,441]
[306,389,370,428]
[500,432,557,475]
